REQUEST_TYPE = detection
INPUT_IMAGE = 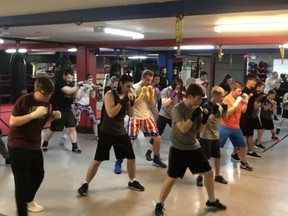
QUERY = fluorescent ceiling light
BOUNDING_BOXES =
[104,27,144,39]
[25,36,50,40]
[68,48,77,52]
[28,51,56,55]
[215,23,288,33]
[0,39,4,44]
[280,44,288,48]
[18,48,27,53]
[6,49,16,53]
[128,56,147,59]
[174,45,214,50]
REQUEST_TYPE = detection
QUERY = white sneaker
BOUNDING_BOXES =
[28,202,44,212]
[59,136,67,145]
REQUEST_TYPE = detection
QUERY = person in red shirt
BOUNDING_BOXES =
[8,77,61,216]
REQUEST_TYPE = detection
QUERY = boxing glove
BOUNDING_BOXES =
[190,106,202,122]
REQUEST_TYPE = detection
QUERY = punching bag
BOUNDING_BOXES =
[9,52,27,103]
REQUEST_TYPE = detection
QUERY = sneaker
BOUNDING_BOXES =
[240,161,253,171]
[196,175,203,187]
[42,141,48,152]
[247,151,261,158]
[214,175,228,184]
[255,144,266,149]
[206,199,227,210]
[114,159,123,174]
[72,147,82,154]
[128,180,145,191]
[78,183,89,196]
[5,158,11,165]
[276,128,280,135]
[271,136,281,141]
[231,153,240,162]
[152,156,167,168]
[59,136,66,145]
[145,150,152,161]
[274,116,279,121]
[154,202,165,216]
[28,202,44,212]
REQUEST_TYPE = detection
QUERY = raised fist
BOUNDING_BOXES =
[52,111,61,120]
[30,106,47,119]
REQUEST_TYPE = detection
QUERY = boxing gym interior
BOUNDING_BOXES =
[1,1,288,215]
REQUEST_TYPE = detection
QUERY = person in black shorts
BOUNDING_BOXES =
[42,68,82,153]
[154,83,226,216]
[77,74,144,196]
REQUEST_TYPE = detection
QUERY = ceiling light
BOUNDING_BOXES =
[6,48,17,53]
[173,45,214,50]
[128,56,147,59]
[18,48,27,53]
[0,39,4,44]
[68,48,77,52]
[103,27,144,39]
[280,44,288,48]
[215,23,288,33]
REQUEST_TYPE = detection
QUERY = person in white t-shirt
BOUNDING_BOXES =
[196,71,209,103]
[114,70,167,174]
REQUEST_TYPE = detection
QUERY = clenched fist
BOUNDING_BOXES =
[52,111,62,120]
[30,106,47,119]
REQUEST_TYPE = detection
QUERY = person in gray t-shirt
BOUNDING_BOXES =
[197,86,228,187]
[154,83,227,216]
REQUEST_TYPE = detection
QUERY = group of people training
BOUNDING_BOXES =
[2,66,286,216]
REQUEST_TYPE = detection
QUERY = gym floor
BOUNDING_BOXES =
[1,120,288,216]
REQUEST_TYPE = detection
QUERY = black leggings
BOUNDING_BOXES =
[9,147,44,216]
[150,115,172,144]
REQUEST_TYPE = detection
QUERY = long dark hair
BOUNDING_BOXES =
[221,74,232,84]
[116,73,134,93]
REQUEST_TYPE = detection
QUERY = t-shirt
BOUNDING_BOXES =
[132,82,151,119]
[220,94,244,129]
[200,101,222,140]
[51,79,74,111]
[219,82,230,95]
[264,76,280,94]
[8,93,50,150]
[283,92,288,110]
[159,86,181,120]
[196,78,208,98]
[170,101,201,150]
[260,98,273,120]
[75,84,93,106]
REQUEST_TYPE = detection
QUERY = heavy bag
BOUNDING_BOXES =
[9,53,27,103]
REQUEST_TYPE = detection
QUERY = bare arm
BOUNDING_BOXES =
[104,91,124,118]
[10,114,34,127]
[176,119,194,134]
[62,85,79,96]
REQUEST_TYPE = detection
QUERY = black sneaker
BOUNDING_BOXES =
[42,141,48,152]
[72,147,82,154]
[231,153,240,162]
[214,175,228,184]
[145,150,152,161]
[196,175,203,187]
[152,156,167,168]
[247,151,261,158]
[206,199,227,210]
[240,161,253,171]
[255,144,266,149]
[78,183,88,196]
[276,128,280,135]
[154,202,165,216]
[128,180,145,191]
[274,115,279,121]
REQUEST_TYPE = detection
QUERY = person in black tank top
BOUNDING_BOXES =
[77,74,145,196]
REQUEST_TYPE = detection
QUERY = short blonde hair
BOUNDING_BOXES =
[211,86,225,97]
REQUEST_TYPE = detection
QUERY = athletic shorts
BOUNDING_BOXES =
[199,138,221,159]
[127,116,159,140]
[240,117,254,136]
[219,125,246,148]
[260,117,274,130]
[50,111,76,131]
[167,147,211,178]
[281,109,288,118]
[252,117,263,130]
[94,132,135,161]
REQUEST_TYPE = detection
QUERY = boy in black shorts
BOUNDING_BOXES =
[78,74,144,196]
[154,83,226,216]
[197,86,228,186]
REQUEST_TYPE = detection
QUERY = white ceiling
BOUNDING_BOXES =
[0,1,288,52]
